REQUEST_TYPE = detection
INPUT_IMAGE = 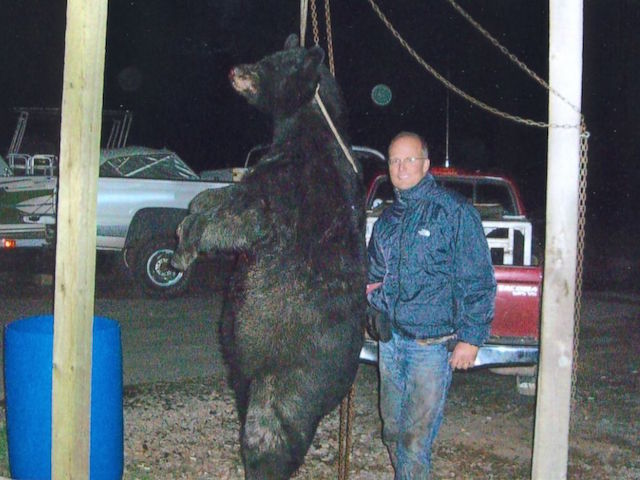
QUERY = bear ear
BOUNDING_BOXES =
[284,34,299,50]
[303,46,325,72]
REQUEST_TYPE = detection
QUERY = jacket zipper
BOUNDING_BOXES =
[394,200,409,322]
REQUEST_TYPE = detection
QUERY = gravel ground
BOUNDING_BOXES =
[119,291,640,479]
[121,368,394,480]
[0,258,638,479]
[3,360,637,479]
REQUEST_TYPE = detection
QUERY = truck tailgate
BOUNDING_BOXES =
[491,265,543,340]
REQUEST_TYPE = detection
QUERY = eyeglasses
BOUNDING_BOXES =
[388,156,428,167]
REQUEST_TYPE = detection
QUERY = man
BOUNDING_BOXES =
[367,131,496,479]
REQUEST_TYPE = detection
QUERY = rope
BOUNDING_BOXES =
[314,86,357,173]
[302,1,355,171]
[309,0,354,171]
[365,0,580,130]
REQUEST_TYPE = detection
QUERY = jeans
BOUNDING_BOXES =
[379,332,453,479]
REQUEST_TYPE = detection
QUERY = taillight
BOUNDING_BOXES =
[2,238,17,248]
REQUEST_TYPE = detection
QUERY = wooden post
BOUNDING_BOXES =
[532,1,583,478]
[52,0,108,478]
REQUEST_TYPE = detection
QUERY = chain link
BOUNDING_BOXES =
[309,0,336,77]
[338,386,356,480]
[324,0,336,76]
[445,0,583,117]
[571,118,589,421]
[365,0,580,130]
[308,4,353,474]
[444,0,590,415]
[310,0,320,47]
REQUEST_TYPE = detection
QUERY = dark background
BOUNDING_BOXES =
[1,0,639,285]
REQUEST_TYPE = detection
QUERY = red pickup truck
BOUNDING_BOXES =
[356,148,541,393]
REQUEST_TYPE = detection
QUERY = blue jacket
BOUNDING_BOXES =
[367,174,496,345]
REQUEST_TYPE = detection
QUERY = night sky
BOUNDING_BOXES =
[2,1,639,252]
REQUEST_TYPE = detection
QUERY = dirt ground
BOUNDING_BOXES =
[0,255,638,479]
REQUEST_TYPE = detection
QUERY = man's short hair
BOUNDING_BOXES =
[389,131,429,158]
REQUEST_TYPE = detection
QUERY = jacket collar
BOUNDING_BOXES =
[395,173,436,204]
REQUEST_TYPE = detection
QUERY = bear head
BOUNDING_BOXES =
[229,34,326,116]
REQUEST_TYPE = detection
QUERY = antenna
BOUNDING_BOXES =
[445,88,450,168]
[444,59,451,168]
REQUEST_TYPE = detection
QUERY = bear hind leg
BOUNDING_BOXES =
[241,378,317,479]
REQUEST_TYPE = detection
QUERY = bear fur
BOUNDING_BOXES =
[172,34,366,479]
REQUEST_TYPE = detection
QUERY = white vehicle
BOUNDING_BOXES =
[0,108,230,297]
[200,144,387,184]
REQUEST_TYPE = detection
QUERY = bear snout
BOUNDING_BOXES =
[229,66,257,95]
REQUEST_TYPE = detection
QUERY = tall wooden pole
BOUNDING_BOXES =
[52,0,108,478]
[532,1,583,478]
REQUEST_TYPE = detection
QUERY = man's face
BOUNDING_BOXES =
[388,136,430,190]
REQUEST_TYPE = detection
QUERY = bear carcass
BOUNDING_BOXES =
[172,34,366,479]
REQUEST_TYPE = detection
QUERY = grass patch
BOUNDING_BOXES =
[0,423,10,477]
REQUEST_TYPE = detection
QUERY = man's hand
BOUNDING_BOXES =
[366,306,392,343]
[449,341,479,370]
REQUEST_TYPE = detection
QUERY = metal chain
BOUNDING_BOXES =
[310,0,320,48]
[447,0,590,415]
[338,386,356,480]
[309,3,353,476]
[324,0,336,76]
[309,0,336,76]
[446,0,590,415]
[571,118,590,419]
[446,0,590,416]
[325,2,350,471]
[365,0,579,130]
[366,0,591,414]
[445,0,582,117]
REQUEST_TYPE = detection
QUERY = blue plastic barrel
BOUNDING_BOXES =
[4,315,123,480]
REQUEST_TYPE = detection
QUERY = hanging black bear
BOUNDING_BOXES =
[172,34,366,479]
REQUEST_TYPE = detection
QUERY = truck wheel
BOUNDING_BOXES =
[135,238,193,298]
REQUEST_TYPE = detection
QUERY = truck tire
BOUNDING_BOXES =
[135,237,193,298]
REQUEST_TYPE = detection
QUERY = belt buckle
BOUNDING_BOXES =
[416,334,456,346]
